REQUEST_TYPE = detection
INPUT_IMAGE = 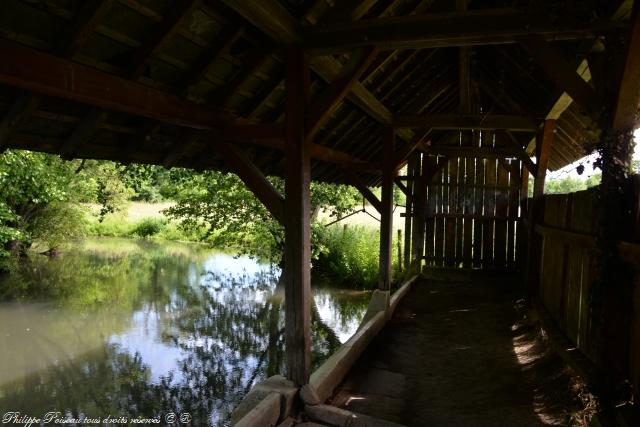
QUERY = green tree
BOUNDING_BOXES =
[0,151,135,260]
[164,169,360,265]
[0,150,89,256]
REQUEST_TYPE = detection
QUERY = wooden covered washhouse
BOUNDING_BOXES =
[0,0,639,425]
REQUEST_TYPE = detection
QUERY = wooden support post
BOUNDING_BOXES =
[378,128,395,290]
[411,155,428,273]
[595,2,640,402]
[525,120,555,298]
[284,50,311,386]
[397,229,403,272]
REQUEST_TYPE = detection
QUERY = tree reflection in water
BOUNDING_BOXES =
[0,238,369,426]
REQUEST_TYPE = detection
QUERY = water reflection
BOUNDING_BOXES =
[0,238,370,426]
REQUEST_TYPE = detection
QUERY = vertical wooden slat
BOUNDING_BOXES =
[445,158,458,266]
[473,138,484,268]
[378,128,395,290]
[284,50,311,386]
[434,163,445,266]
[482,132,496,268]
[456,155,465,266]
[495,159,509,268]
[506,159,520,268]
[463,156,475,267]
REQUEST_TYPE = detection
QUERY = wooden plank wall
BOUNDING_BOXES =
[537,186,640,399]
[421,132,525,269]
[538,190,600,360]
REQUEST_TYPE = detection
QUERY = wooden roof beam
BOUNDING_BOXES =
[496,130,538,175]
[519,35,602,118]
[303,9,620,54]
[0,40,373,167]
[306,47,378,141]
[344,170,382,213]
[220,0,413,141]
[394,114,539,131]
[217,142,285,224]
[0,38,234,129]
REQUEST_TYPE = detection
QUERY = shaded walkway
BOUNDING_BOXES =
[327,273,588,427]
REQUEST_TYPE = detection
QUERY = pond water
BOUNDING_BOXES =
[0,238,370,426]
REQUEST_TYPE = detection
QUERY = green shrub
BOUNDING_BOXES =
[86,215,133,237]
[313,224,380,289]
[131,217,167,238]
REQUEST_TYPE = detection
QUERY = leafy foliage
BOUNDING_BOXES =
[164,169,361,264]
[0,150,90,256]
[0,151,135,258]
[543,174,601,194]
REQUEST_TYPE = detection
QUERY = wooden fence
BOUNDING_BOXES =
[420,155,526,269]
[535,185,640,402]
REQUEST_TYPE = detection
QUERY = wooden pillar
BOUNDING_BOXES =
[525,119,555,299]
[284,50,311,386]
[411,154,427,273]
[403,156,418,271]
[378,128,395,290]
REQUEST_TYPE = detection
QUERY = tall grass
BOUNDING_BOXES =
[313,224,381,289]
[86,215,199,241]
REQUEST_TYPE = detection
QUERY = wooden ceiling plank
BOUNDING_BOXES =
[62,0,116,58]
[220,55,271,110]
[127,0,199,80]
[179,26,246,93]
[304,9,619,53]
